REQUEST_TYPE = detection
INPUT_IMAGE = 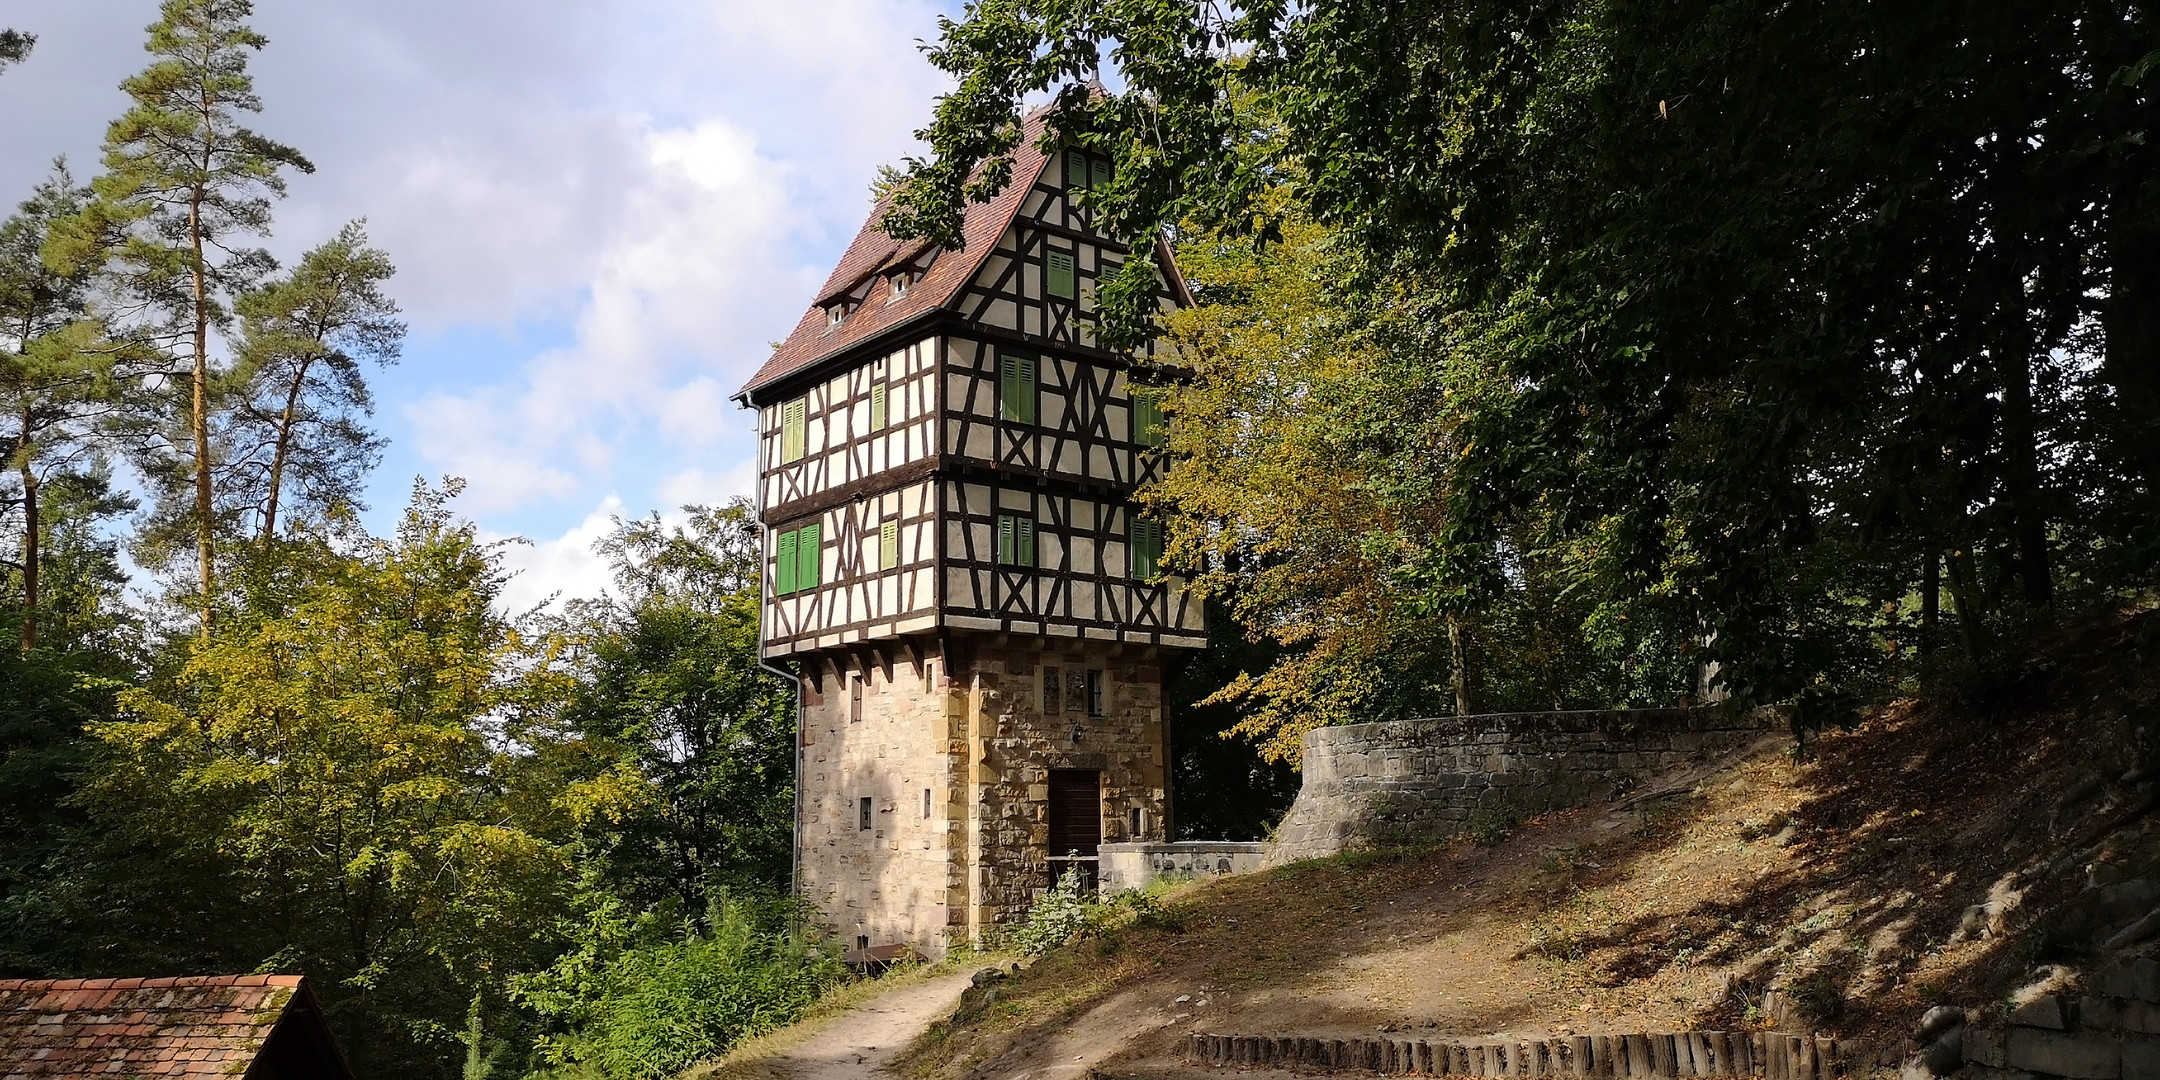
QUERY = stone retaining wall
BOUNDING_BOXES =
[1265,708,1779,866]
[1185,1029,1886,1077]
[1097,841,1265,894]
[1960,955,2160,1079]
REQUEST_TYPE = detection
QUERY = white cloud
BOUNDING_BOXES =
[404,114,805,513]
[657,463,758,510]
[490,497,625,615]
[0,0,956,540]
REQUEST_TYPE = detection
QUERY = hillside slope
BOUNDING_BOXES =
[896,610,2160,1079]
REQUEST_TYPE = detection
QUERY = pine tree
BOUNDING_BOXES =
[227,221,403,541]
[0,164,137,653]
[47,0,311,635]
[0,30,33,73]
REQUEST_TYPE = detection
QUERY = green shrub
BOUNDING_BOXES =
[1004,868,1163,957]
[523,896,850,1079]
[1468,807,1519,846]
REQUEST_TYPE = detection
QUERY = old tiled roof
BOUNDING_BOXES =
[740,110,1056,399]
[0,974,338,1079]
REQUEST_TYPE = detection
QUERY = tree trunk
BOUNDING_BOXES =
[259,358,310,541]
[1996,326,2053,609]
[190,187,215,637]
[1920,550,1939,658]
[2106,133,2160,496]
[1446,615,1473,716]
[1944,548,1987,661]
[15,423,35,654]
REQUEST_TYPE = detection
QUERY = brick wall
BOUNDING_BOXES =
[1265,708,1779,865]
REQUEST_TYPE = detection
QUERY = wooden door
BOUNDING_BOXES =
[1046,769,1101,891]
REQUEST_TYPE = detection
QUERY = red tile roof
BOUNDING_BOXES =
[740,110,1056,399]
[0,974,345,1079]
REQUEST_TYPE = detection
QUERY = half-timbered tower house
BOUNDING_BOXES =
[735,108,1204,958]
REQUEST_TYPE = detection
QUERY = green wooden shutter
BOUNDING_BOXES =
[879,519,899,570]
[1047,250,1076,299]
[781,398,807,463]
[1000,354,1036,425]
[869,382,887,431]
[1130,518,1161,579]
[1090,157,1110,190]
[1133,392,1165,447]
[1016,517,1035,567]
[997,515,1016,565]
[797,522,821,588]
[775,529,797,595]
[1066,149,1088,189]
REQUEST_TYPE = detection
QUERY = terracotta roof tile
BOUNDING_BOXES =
[740,107,1057,399]
[0,975,338,1080]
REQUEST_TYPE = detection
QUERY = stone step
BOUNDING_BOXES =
[1185,1029,1868,1078]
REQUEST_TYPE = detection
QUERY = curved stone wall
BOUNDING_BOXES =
[1264,708,1779,866]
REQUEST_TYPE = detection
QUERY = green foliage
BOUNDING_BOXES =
[1467,807,1519,847]
[1166,603,1297,839]
[1002,867,1163,958]
[0,9,823,1079]
[890,0,2160,737]
[556,501,795,918]
[516,895,847,1080]
[60,482,575,1074]
[1005,867,1098,957]
[0,29,32,73]
[226,220,404,539]
[1,163,144,654]
[46,0,313,620]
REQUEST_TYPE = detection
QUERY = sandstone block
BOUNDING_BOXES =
[2119,1037,2160,1080]
[1966,1027,2008,1068]
[1962,1066,2039,1080]
[2012,994,2073,1031]
[2095,958,2160,1004]
[2006,1028,2120,1079]
[2083,995,2160,1034]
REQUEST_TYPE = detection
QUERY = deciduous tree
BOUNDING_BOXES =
[886,0,2160,723]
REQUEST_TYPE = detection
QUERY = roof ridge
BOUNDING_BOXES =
[0,974,307,991]
[741,109,1056,398]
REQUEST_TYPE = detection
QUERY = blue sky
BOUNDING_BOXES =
[1,0,957,609]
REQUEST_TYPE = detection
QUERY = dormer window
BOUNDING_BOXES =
[888,274,911,302]
[825,304,847,328]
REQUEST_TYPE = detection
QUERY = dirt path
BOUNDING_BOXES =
[764,969,977,1080]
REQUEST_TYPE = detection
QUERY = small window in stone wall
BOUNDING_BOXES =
[1086,670,1105,717]
[1042,666,1060,712]
[1129,807,1145,837]
[858,796,873,831]
[850,675,863,723]
[922,788,932,819]
[922,661,936,695]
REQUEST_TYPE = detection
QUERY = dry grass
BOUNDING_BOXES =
[893,609,2160,1080]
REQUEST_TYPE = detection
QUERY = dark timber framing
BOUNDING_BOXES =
[744,135,1203,659]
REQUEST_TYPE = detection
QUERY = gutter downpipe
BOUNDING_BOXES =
[740,391,805,910]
